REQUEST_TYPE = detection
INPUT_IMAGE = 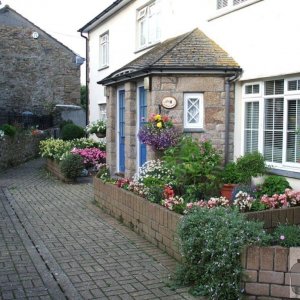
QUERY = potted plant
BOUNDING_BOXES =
[220,162,240,200]
[86,120,106,138]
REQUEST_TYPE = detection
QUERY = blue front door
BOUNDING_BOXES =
[118,90,125,173]
[139,86,147,166]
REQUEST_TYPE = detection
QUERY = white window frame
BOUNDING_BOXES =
[136,1,160,50]
[217,0,253,9]
[98,103,107,121]
[242,82,262,98]
[184,93,204,129]
[99,32,109,69]
[242,78,300,173]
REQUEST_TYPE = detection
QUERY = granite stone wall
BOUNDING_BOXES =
[0,6,81,116]
[0,133,45,171]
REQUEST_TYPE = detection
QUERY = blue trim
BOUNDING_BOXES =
[139,86,147,167]
[118,90,125,173]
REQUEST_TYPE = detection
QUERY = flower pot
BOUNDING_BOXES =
[95,132,106,138]
[221,184,237,201]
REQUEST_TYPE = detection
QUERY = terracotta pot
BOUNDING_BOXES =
[220,184,237,200]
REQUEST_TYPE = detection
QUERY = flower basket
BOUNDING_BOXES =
[138,113,181,151]
[95,132,106,138]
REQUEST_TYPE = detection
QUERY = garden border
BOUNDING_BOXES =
[46,159,74,183]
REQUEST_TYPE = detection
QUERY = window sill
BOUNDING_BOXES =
[267,168,300,180]
[98,65,109,72]
[208,0,263,22]
[183,128,205,133]
[134,41,160,54]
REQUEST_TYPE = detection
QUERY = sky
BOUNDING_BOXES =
[0,0,115,84]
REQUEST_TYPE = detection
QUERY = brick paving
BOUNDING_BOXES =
[0,159,196,300]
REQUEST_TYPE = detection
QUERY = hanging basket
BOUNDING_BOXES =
[95,132,106,138]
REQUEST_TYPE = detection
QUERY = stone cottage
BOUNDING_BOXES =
[99,28,242,178]
[0,5,84,116]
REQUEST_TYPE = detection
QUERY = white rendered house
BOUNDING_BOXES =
[79,0,300,187]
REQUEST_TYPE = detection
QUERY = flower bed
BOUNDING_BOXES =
[94,177,182,261]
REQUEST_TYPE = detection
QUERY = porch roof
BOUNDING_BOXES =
[98,28,242,86]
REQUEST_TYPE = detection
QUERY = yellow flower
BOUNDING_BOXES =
[154,114,162,121]
[157,122,162,128]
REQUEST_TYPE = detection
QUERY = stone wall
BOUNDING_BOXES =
[0,133,45,171]
[0,7,81,116]
[106,74,234,178]
[46,159,74,183]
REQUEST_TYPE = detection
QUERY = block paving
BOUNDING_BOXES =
[0,159,197,300]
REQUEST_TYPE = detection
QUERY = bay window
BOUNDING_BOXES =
[243,78,300,172]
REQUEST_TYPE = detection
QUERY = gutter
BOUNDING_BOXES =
[80,32,89,126]
[224,71,242,165]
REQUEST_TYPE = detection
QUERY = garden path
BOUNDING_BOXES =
[0,159,197,300]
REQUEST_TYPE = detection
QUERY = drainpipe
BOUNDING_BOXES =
[80,32,89,126]
[224,71,242,165]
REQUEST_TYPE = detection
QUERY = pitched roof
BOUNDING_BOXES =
[99,28,241,85]
[79,0,131,33]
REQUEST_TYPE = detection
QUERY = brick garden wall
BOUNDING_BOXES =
[242,246,299,299]
[94,178,182,261]
[0,134,45,171]
[46,159,73,183]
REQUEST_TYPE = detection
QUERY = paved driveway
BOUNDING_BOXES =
[0,159,194,300]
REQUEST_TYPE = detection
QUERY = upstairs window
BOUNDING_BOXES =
[99,32,109,68]
[137,1,160,49]
[217,0,249,9]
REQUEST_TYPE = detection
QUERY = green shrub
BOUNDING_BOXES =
[258,175,291,197]
[70,138,106,151]
[272,224,300,247]
[163,137,221,198]
[175,207,270,299]
[0,124,17,137]
[222,162,240,184]
[235,152,266,184]
[59,119,73,130]
[61,124,85,140]
[60,153,83,179]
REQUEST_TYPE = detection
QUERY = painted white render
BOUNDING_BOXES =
[83,0,300,187]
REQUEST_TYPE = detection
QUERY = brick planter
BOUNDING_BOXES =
[46,159,74,183]
[246,206,300,230]
[243,246,300,299]
[94,178,182,261]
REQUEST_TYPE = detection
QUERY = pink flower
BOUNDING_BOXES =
[280,235,285,240]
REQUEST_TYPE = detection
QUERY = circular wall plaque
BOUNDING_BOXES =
[32,32,39,39]
[162,97,177,109]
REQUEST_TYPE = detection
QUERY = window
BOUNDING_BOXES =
[184,93,204,129]
[99,32,109,68]
[217,0,249,9]
[243,78,300,172]
[137,1,160,49]
[98,103,107,121]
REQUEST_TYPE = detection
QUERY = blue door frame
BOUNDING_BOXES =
[138,86,147,167]
[118,90,125,173]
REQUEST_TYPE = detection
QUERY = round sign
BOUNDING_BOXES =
[162,97,177,109]
[32,32,39,39]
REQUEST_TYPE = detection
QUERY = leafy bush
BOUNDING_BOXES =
[235,152,266,184]
[70,138,105,151]
[61,124,85,140]
[175,207,270,299]
[86,120,106,134]
[272,224,300,247]
[0,124,17,137]
[163,137,221,199]
[60,153,83,179]
[257,175,291,197]
[222,162,240,184]
[59,119,73,130]
[40,139,72,160]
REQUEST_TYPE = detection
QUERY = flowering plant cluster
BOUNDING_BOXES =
[185,197,230,212]
[86,120,106,134]
[31,129,44,136]
[138,114,181,150]
[71,147,106,169]
[260,188,300,209]
[161,186,185,214]
[233,191,255,212]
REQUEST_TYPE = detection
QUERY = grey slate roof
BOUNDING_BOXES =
[99,28,241,85]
